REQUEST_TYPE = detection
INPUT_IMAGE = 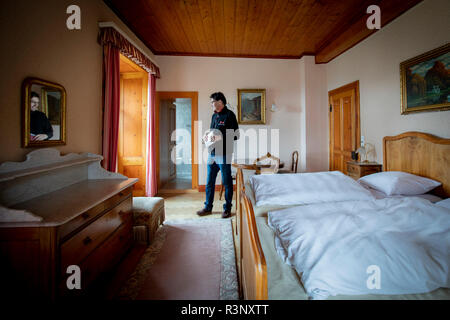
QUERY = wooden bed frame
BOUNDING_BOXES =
[236,131,450,299]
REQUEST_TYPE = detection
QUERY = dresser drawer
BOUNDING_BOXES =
[360,168,380,177]
[78,217,133,290]
[60,197,132,273]
[59,187,132,241]
[59,217,133,296]
[346,164,360,175]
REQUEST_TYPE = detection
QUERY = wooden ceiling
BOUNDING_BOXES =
[105,0,422,63]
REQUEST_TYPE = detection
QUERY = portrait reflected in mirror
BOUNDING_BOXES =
[30,91,53,141]
[22,78,66,147]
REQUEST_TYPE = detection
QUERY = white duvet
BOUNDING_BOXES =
[249,171,374,207]
[268,197,450,299]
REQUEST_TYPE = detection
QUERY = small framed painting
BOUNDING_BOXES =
[400,43,450,114]
[237,89,266,124]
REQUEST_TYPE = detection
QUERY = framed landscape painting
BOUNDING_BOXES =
[237,89,266,124]
[400,43,450,114]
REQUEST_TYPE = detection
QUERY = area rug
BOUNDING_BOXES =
[116,218,239,300]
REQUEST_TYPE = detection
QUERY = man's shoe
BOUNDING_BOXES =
[197,208,212,216]
[222,210,231,219]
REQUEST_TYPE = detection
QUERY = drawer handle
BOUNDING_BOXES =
[83,236,93,245]
[119,192,125,197]
[81,212,90,219]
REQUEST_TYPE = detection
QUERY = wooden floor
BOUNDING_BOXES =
[89,191,237,299]
[160,177,192,191]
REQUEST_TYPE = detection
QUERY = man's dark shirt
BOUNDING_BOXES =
[209,106,239,157]
[30,110,53,140]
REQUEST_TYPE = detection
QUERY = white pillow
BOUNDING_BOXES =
[358,171,441,196]
[436,198,450,210]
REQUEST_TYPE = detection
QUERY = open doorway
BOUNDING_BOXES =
[118,54,148,196]
[156,92,198,193]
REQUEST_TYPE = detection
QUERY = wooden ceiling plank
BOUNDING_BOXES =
[251,0,277,56]
[162,0,196,53]
[211,0,226,54]
[171,0,204,53]
[141,0,179,52]
[288,0,339,54]
[242,0,262,55]
[277,0,314,56]
[197,0,217,54]
[234,0,249,55]
[270,0,302,55]
[256,0,288,56]
[184,0,211,53]
[223,0,236,54]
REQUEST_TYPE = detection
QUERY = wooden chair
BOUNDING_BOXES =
[253,152,280,175]
[278,150,299,174]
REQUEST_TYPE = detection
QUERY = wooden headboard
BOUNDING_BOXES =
[383,131,450,198]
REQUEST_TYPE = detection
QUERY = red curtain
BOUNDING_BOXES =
[101,44,120,171]
[146,74,157,196]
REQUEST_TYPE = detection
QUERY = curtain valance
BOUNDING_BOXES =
[99,27,160,78]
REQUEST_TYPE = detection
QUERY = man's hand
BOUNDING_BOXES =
[34,134,48,141]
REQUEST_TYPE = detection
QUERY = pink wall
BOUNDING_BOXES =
[156,56,305,185]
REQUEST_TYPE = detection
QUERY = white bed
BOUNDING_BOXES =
[268,197,450,299]
[235,131,450,300]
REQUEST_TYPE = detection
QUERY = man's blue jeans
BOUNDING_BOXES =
[204,158,233,212]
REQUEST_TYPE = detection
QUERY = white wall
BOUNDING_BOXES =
[326,0,450,165]
[156,56,303,185]
[300,56,328,172]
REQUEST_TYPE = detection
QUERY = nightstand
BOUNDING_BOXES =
[346,161,382,180]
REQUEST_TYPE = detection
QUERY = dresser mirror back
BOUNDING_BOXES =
[383,131,450,198]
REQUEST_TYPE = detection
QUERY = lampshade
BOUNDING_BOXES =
[356,146,367,162]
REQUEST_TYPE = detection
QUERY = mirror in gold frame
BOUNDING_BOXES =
[22,77,66,147]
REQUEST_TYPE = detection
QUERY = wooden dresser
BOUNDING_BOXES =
[346,161,382,179]
[0,149,137,300]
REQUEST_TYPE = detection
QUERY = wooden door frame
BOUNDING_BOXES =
[155,91,199,190]
[328,80,360,171]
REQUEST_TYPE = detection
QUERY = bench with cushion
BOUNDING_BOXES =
[132,197,165,245]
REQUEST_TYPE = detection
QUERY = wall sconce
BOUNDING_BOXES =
[226,103,235,111]
[271,104,278,112]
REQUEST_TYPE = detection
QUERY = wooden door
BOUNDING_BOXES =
[329,81,360,174]
[118,72,148,196]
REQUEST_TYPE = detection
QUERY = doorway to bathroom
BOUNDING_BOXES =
[156,92,198,193]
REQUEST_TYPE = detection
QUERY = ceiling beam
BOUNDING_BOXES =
[315,0,423,64]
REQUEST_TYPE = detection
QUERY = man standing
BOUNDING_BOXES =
[197,92,239,218]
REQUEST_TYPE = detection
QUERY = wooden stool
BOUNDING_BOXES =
[132,197,165,245]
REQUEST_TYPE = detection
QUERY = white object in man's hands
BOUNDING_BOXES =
[203,130,222,148]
